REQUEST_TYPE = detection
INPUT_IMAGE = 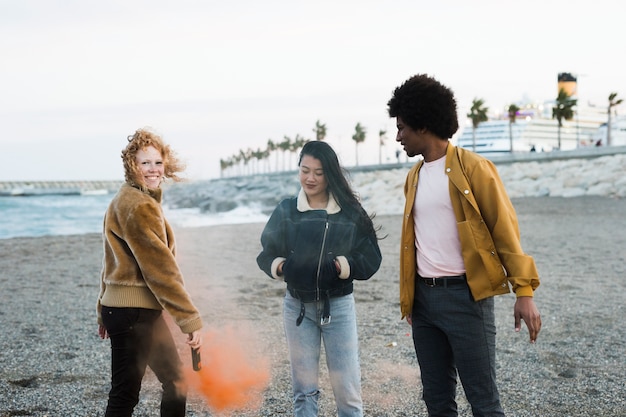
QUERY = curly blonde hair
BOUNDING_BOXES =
[121,128,186,187]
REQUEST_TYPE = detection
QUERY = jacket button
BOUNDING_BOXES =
[464,189,470,194]
[446,168,451,173]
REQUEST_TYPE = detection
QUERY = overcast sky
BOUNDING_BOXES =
[1,0,624,181]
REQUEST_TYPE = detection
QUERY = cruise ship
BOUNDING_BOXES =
[456,104,605,154]
[457,72,617,154]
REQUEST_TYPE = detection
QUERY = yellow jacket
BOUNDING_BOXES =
[399,145,540,319]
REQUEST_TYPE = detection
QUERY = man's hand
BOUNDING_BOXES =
[514,296,541,343]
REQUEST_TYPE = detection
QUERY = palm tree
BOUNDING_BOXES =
[351,123,367,166]
[291,134,308,163]
[233,152,242,176]
[241,148,252,175]
[507,104,520,152]
[607,92,623,146]
[378,129,387,164]
[219,158,230,177]
[467,98,489,152]
[552,88,577,150]
[251,147,267,173]
[313,120,327,141]
[279,136,292,171]
[266,139,278,172]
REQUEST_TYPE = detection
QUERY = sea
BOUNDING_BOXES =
[0,193,269,240]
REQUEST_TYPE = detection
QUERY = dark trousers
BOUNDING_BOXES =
[101,307,187,417]
[411,280,505,417]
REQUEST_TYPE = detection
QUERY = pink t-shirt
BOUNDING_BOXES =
[414,155,466,278]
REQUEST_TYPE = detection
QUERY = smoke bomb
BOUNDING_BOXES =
[191,347,202,371]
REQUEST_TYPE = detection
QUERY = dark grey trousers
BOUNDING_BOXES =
[411,279,505,417]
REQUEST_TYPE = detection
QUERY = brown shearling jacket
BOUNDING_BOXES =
[96,184,203,334]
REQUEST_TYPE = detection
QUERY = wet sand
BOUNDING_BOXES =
[0,196,624,416]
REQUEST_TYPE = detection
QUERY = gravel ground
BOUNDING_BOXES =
[0,196,624,417]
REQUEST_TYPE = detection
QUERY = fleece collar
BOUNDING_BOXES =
[126,182,163,203]
[296,188,341,214]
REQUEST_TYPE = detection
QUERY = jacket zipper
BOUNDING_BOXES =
[315,219,330,301]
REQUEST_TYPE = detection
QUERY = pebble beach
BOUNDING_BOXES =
[1,192,625,416]
[1,149,626,416]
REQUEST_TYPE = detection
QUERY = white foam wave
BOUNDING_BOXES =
[164,204,269,229]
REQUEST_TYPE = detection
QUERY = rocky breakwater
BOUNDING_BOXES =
[163,151,626,217]
[163,172,302,215]
[497,153,626,198]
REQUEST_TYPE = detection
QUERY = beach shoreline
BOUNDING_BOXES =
[0,196,625,416]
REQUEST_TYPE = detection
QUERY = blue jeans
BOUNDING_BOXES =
[283,292,363,417]
[411,280,505,417]
[101,307,187,417]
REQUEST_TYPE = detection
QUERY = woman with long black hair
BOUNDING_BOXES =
[257,140,382,417]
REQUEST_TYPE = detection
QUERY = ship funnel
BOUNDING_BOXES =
[558,72,577,97]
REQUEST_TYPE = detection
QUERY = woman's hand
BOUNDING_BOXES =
[334,259,341,274]
[187,330,203,350]
[98,324,109,339]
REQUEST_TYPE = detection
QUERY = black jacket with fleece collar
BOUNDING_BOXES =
[256,189,382,302]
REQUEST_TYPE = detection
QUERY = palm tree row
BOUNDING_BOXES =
[220,90,622,177]
[219,134,308,177]
[219,120,388,177]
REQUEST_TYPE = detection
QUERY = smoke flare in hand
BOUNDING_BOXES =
[186,325,270,413]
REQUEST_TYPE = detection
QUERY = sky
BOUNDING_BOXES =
[1,0,624,181]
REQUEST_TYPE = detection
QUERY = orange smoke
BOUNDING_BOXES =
[185,325,271,414]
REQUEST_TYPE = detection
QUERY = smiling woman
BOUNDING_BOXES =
[135,146,165,189]
[121,128,186,191]
[97,127,204,416]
